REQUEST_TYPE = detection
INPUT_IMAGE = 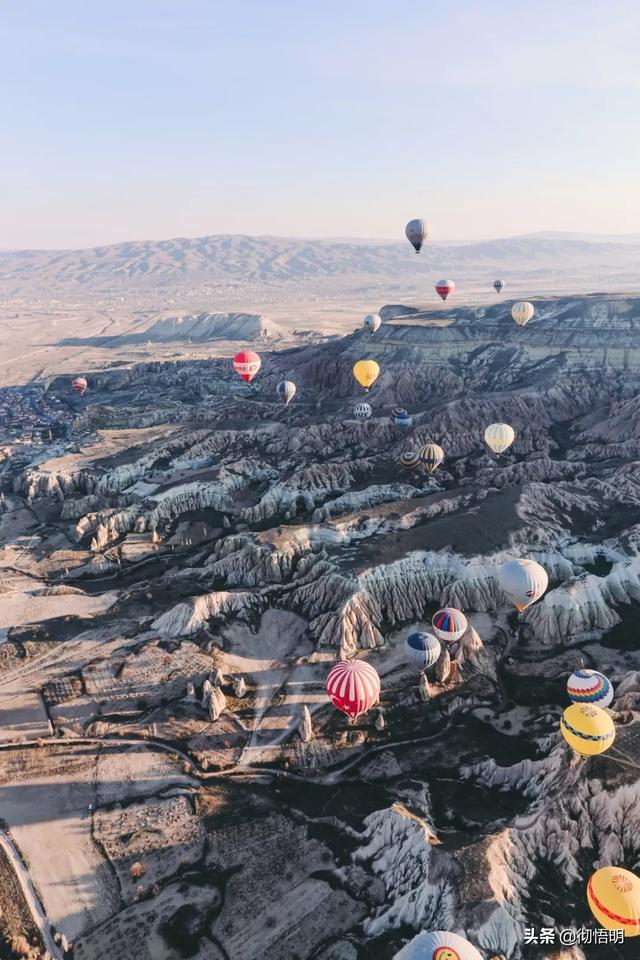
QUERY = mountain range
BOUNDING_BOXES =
[1,231,640,298]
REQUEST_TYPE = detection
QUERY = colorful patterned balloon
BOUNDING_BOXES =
[394,930,484,959]
[432,607,468,643]
[567,669,614,709]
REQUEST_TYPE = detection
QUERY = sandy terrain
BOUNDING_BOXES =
[0,744,117,940]
[0,742,196,942]
[0,833,61,958]
[0,587,116,641]
[217,609,333,760]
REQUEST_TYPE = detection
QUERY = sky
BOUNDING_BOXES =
[1,0,639,249]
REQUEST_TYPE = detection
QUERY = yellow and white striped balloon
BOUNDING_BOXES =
[511,301,535,327]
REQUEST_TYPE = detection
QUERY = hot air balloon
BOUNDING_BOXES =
[418,443,444,474]
[484,422,515,454]
[363,313,382,334]
[394,930,484,960]
[354,402,372,421]
[498,558,548,612]
[326,659,380,720]
[560,703,615,756]
[567,669,614,709]
[392,407,411,429]
[405,631,441,670]
[276,380,296,405]
[493,279,504,293]
[395,411,413,431]
[353,360,379,391]
[400,449,420,471]
[432,607,468,644]
[233,350,261,383]
[511,301,534,328]
[72,377,87,395]
[405,219,429,253]
[587,867,640,937]
[435,280,455,302]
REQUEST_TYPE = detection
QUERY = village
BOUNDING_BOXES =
[0,385,75,451]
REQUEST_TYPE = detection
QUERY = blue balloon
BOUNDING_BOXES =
[392,407,412,431]
[405,631,441,669]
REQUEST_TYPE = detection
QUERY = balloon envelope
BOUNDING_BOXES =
[394,930,484,960]
[493,279,505,293]
[560,703,615,756]
[354,402,372,421]
[392,407,412,430]
[400,449,420,471]
[405,631,441,669]
[233,350,261,382]
[567,669,614,709]
[498,558,548,611]
[432,607,468,643]
[363,313,382,334]
[276,380,296,405]
[512,301,534,327]
[353,360,380,390]
[587,867,640,937]
[435,280,455,301]
[419,443,444,474]
[405,218,429,253]
[484,422,515,454]
[326,659,380,720]
[72,377,87,395]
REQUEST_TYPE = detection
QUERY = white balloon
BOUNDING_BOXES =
[354,402,372,421]
[499,558,548,612]
[276,380,296,405]
[363,313,382,334]
[484,422,515,454]
[394,930,484,960]
[405,218,429,253]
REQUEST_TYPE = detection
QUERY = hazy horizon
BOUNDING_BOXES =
[3,227,640,255]
[2,0,639,249]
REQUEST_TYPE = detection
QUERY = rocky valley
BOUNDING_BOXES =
[0,294,639,960]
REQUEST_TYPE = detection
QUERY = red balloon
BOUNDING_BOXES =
[233,350,261,382]
[326,659,380,720]
[72,377,87,395]
[435,280,455,301]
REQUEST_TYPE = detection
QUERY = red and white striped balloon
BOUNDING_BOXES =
[326,659,380,720]
[72,377,87,395]
[435,280,455,301]
[232,350,261,383]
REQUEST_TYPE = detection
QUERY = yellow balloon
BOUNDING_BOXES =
[353,360,380,390]
[587,867,640,936]
[560,703,615,756]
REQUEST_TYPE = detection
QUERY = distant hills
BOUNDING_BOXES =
[518,230,640,244]
[57,312,287,348]
[1,231,639,298]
